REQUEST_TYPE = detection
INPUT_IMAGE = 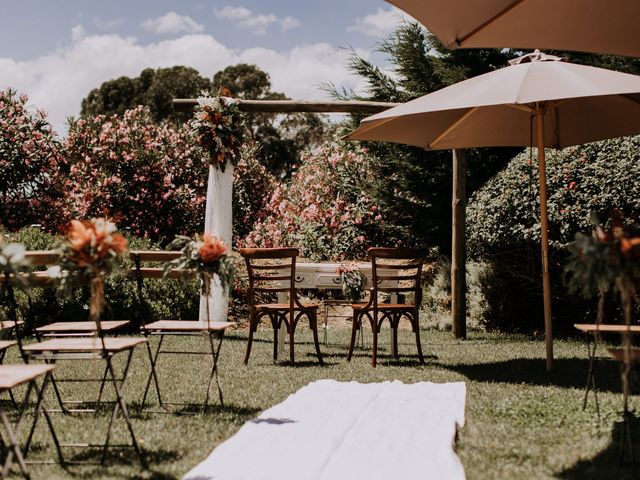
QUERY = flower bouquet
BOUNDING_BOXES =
[164,234,235,323]
[191,90,245,171]
[0,237,31,292]
[57,218,128,323]
[337,263,368,302]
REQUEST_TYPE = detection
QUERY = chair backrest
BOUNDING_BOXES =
[129,251,184,329]
[239,248,299,315]
[2,272,28,361]
[368,247,428,309]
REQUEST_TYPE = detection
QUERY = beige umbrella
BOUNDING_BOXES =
[387,0,640,57]
[347,52,640,370]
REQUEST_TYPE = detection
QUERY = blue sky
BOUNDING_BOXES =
[0,1,412,133]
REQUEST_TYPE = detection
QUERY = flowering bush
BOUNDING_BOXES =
[242,144,395,261]
[0,88,66,231]
[337,263,367,302]
[191,91,245,171]
[232,143,278,240]
[164,234,235,295]
[62,107,208,243]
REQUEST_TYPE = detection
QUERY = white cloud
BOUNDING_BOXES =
[214,6,301,35]
[71,24,86,42]
[347,7,411,37]
[141,12,204,35]
[0,33,367,135]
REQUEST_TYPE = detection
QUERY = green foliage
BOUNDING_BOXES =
[467,136,640,332]
[331,22,519,252]
[81,66,211,124]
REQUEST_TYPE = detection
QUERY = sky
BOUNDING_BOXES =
[0,1,415,134]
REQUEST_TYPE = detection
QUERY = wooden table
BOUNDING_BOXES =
[574,323,640,416]
[277,263,399,353]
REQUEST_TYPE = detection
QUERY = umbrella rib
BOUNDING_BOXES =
[344,114,402,140]
[428,107,478,148]
[455,0,528,48]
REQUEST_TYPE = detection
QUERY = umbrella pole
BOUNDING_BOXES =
[535,108,553,371]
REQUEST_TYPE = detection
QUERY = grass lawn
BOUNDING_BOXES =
[4,325,639,479]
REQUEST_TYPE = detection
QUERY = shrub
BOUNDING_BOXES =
[242,144,398,261]
[467,136,640,333]
[0,88,67,231]
[61,107,208,244]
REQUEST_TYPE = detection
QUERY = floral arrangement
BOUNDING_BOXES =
[57,218,128,323]
[164,234,235,296]
[565,214,640,300]
[191,90,245,172]
[337,263,368,302]
[0,237,31,291]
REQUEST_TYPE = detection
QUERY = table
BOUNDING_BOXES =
[574,323,640,417]
[277,263,399,352]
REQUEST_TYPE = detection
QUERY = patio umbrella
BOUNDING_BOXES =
[346,51,640,370]
[387,0,640,57]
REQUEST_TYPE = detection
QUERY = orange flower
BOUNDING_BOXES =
[198,234,227,264]
[110,233,128,254]
[620,236,640,258]
[67,220,94,252]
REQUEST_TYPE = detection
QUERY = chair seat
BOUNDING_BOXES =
[22,337,146,354]
[352,303,416,310]
[0,365,55,391]
[144,320,235,332]
[256,303,319,311]
[0,340,17,352]
[608,348,640,362]
[36,320,129,333]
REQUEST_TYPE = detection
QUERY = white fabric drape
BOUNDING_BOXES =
[199,164,234,323]
[184,380,467,480]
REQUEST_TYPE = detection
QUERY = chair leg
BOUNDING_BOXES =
[347,312,359,362]
[139,335,164,414]
[310,313,323,366]
[413,313,425,365]
[244,316,255,365]
[272,315,279,363]
[23,373,64,465]
[289,320,296,364]
[391,315,399,360]
[365,313,377,368]
[203,332,225,413]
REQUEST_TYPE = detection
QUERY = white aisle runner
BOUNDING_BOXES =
[184,380,467,480]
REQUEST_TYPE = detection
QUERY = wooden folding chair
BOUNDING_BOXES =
[131,251,234,415]
[3,272,148,468]
[240,248,323,366]
[0,364,64,479]
[347,247,427,367]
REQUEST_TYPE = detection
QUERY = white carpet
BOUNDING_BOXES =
[184,380,467,480]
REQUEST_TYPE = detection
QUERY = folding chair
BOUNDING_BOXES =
[0,364,64,479]
[131,251,234,414]
[347,247,427,367]
[4,271,148,467]
[240,248,323,366]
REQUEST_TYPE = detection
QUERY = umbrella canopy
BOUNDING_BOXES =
[387,0,640,58]
[347,53,640,370]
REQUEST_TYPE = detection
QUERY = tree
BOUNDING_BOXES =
[81,66,211,124]
[330,22,520,252]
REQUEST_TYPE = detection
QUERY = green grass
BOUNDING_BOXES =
[3,326,639,479]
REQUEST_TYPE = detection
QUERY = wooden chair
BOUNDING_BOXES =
[0,364,64,478]
[347,247,427,367]
[240,248,323,365]
[130,251,234,414]
[3,272,148,468]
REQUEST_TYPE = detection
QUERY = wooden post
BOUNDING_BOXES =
[535,107,554,371]
[451,149,467,339]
